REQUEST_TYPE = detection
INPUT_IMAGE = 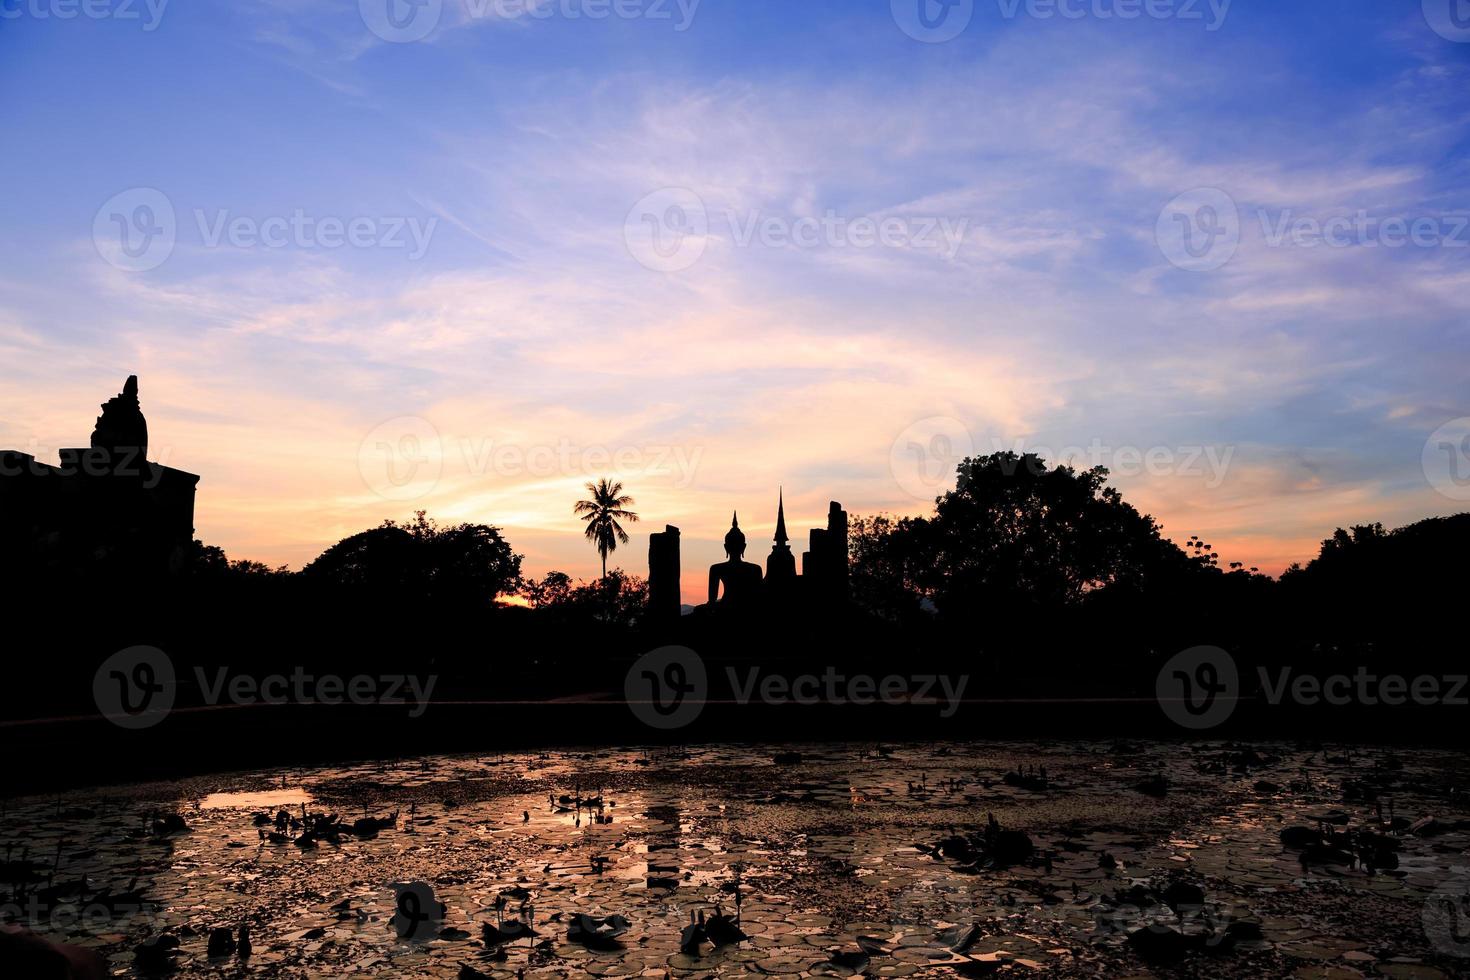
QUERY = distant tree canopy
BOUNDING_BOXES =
[184,540,290,579]
[521,569,648,628]
[301,511,522,608]
[926,452,1187,609]
[1280,514,1469,631]
[852,452,1202,621]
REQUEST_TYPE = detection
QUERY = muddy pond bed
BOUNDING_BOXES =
[4,741,1470,978]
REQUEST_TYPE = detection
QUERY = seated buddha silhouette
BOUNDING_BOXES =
[707,512,763,608]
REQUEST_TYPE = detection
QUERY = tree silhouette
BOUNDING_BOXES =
[876,452,1189,617]
[573,479,639,580]
[301,511,522,607]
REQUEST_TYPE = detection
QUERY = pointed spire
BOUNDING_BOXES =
[731,511,739,528]
[774,488,788,545]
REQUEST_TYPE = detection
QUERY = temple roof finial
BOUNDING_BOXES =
[91,374,148,461]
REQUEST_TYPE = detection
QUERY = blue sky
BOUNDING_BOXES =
[2,0,1468,595]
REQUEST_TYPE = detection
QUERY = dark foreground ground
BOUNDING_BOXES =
[4,740,1470,978]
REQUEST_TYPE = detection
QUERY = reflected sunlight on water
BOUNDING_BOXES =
[198,789,315,810]
[4,741,1469,978]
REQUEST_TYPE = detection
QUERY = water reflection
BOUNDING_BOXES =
[2,741,1468,977]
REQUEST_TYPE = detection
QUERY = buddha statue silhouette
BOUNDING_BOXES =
[707,512,763,607]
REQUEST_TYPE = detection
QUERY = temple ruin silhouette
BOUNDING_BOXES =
[648,493,849,618]
[0,376,199,577]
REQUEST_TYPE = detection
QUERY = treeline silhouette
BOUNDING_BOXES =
[4,451,1466,788]
[847,452,1466,716]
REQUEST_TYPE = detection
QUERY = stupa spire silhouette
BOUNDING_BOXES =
[773,488,788,546]
[766,487,797,586]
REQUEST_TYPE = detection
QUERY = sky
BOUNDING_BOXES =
[2,0,1468,602]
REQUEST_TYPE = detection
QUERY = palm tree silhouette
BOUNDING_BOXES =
[574,478,639,580]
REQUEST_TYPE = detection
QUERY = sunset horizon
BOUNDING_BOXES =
[4,4,1470,977]
[4,369,1464,603]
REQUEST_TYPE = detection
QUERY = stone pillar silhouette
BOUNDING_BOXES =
[827,501,849,599]
[802,501,849,603]
[648,524,681,620]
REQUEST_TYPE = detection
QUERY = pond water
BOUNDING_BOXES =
[3,741,1469,977]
